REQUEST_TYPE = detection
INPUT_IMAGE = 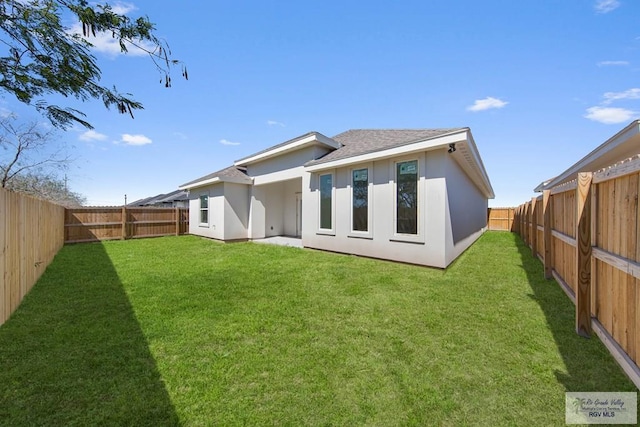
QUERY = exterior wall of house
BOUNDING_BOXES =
[246,146,333,185]
[223,183,250,240]
[187,182,250,241]
[248,185,266,239]
[187,183,226,240]
[248,179,302,239]
[283,179,302,237]
[244,145,324,239]
[443,154,489,265]
[263,183,285,237]
[302,149,455,268]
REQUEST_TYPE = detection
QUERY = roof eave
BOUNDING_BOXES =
[305,128,494,199]
[305,129,467,171]
[535,120,640,191]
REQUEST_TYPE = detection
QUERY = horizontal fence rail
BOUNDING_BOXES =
[65,207,189,243]
[1,188,65,327]
[487,207,515,231]
[514,155,640,389]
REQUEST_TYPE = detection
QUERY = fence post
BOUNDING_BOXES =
[576,172,593,338]
[509,207,514,232]
[175,207,180,236]
[121,207,127,240]
[530,197,537,256]
[543,190,553,279]
[523,203,527,238]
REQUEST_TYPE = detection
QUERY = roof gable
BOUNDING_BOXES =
[234,131,341,167]
[306,128,465,166]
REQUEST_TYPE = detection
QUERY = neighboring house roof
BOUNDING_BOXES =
[307,128,464,166]
[128,189,189,206]
[128,196,153,206]
[234,131,341,167]
[534,120,640,192]
[179,165,252,190]
[152,190,189,204]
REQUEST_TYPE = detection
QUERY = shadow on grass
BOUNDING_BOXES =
[514,233,636,392]
[0,243,179,425]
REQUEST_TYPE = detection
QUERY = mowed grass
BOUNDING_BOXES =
[0,232,636,426]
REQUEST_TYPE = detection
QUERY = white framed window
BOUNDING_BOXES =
[395,159,418,235]
[318,172,334,233]
[199,194,209,225]
[349,165,373,238]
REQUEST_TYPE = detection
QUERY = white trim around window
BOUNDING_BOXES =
[317,171,335,235]
[348,163,373,239]
[391,155,425,244]
[199,194,209,226]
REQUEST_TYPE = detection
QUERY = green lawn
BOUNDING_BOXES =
[0,232,636,425]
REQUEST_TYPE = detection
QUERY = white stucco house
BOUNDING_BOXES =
[179,128,494,268]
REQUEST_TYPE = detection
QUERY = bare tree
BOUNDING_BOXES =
[6,173,86,206]
[0,115,84,206]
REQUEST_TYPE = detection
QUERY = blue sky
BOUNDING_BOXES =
[3,0,640,206]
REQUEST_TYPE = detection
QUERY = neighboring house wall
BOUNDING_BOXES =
[302,149,458,268]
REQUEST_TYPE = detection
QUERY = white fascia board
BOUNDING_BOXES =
[536,120,640,191]
[179,177,221,190]
[252,166,305,186]
[235,133,341,167]
[458,131,495,199]
[178,175,252,191]
[305,131,467,172]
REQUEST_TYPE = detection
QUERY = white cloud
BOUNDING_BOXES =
[79,130,108,142]
[466,97,508,112]
[173,132,188,140]
[0,108,14,118]
[267,120,285,127]
[602,88,640,104]
[67,3,154,58]
[120,133,152,145]
[108,1,137,15]
[597,60,629,67]
[584,106,637,124]
[220,139,241,146]
[594,0,620,14]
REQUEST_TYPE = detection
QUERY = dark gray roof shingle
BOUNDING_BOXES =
[180,165,251,188]
[306,128,465,166]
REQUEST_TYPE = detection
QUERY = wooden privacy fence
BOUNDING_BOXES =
[514,155,640,388]
[65,207,189,243]
[487,207,515,231]
[1,188,65,327]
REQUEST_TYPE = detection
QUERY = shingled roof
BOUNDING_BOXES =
[179,165,252,189]
[306,128,465,166]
